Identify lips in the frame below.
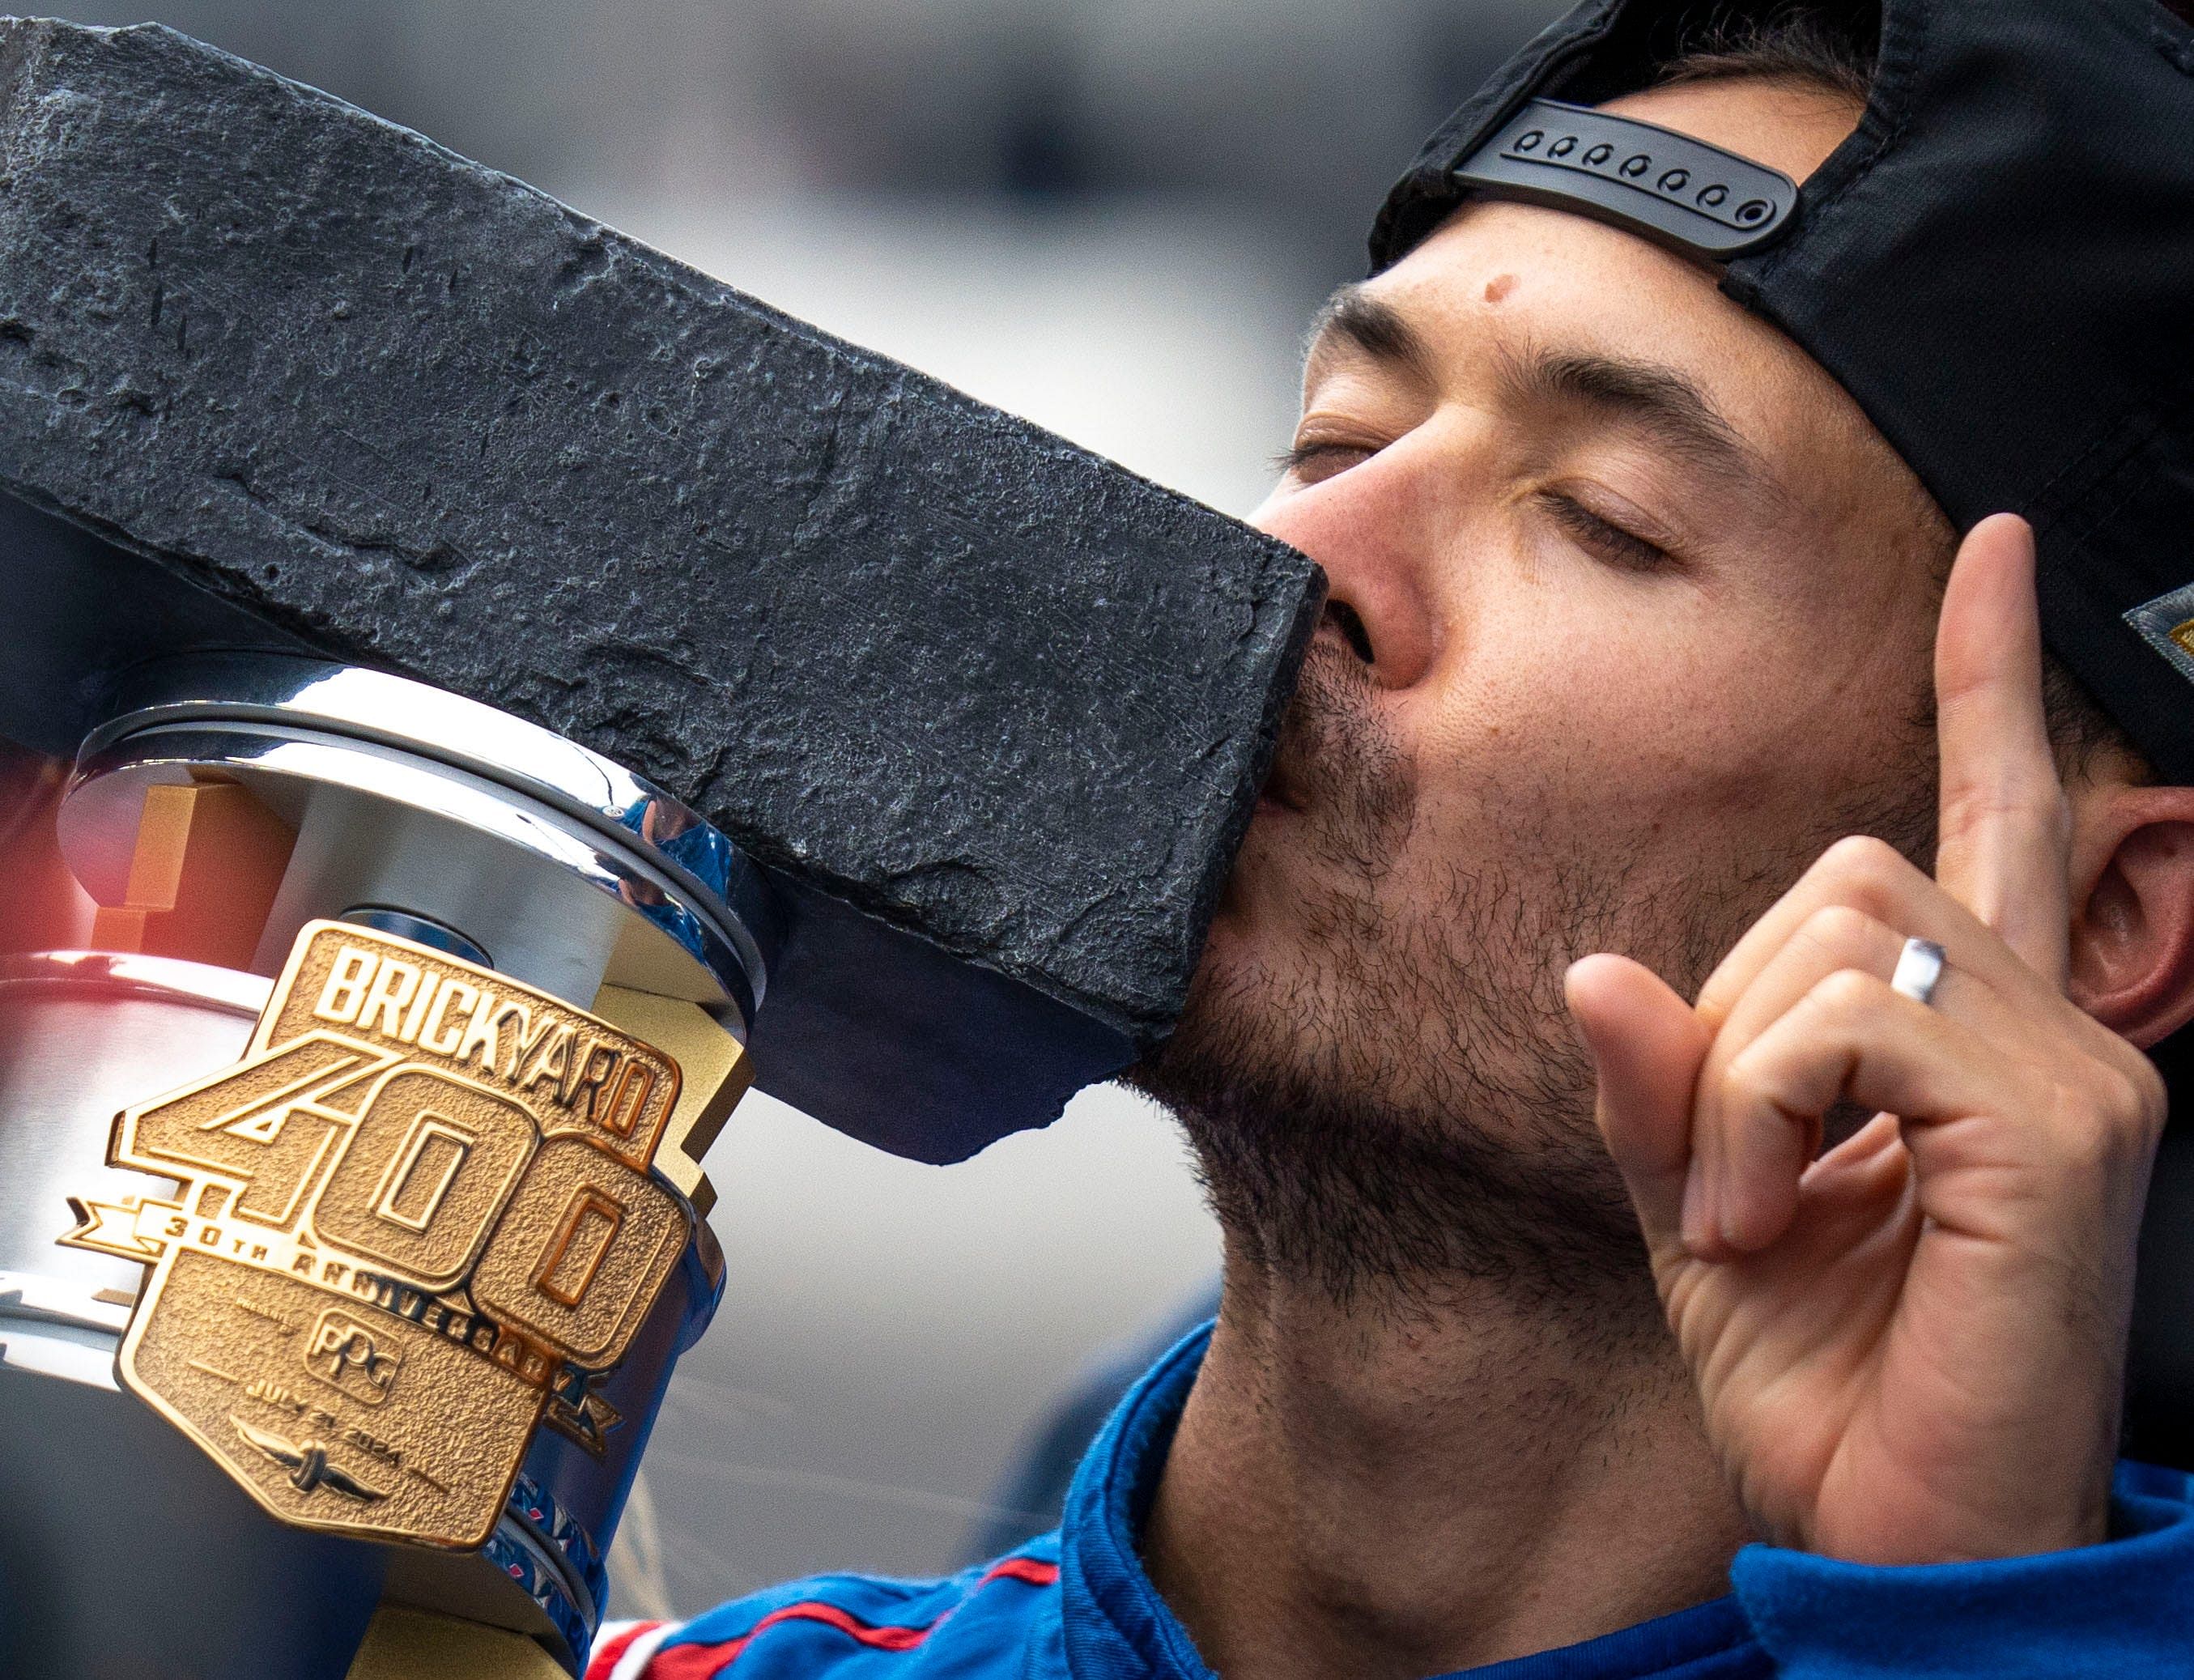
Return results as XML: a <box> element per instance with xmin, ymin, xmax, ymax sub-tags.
<box><xmin>1256</xmin><ymin>634</ymin><xmax>1354</xmax><ymax>819</ymax></box>
<box><xmin>1248</xmin><ymin>632</ymin><xmax>1413</xmax><ymax>863</ymax></box>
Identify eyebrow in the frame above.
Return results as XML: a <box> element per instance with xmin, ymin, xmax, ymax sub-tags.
<box><xmin>1306</xmin><ymin>284</ymin><xmax>1435</xmax><ymax>385</ymax></box>
<box><xmin>1499</xmin><ymin>347</ymin><xmax>1761</xmax><ymax>487</ymax></box>
<box><xmin>1305</xmin><ymin>283</ymin><xmax>1767</xmax><ymax>492</ymax></box>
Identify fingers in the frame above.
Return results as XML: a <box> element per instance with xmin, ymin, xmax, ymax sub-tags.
<box><xmin>1695</xmin><ymin>836</ymin><xmax>2057</xmax><ymax>1036</ymax></box>
<box><xmin>1691</xmin><ymin>955</ymin><xmax>2159</xmax><ymax>1261</ymax></box>
<box><xmin>1686</xmin><ymin>903</ymin><xmax>1954</xmax><ymax>1252</ymax></box>
<box><xmin>1933</xmin><ymin>514</ymin><xmax>2072</xmax><ymax>986</ymax></box>
<box><xmin>1676</xmin><ymin>869</ymin><xmax>2153</xmax><ymax>1261</ymax></box>
<box><xmin>1705</xmin><ymin>904</ymin><xmax>1911</xmax><ymax>1058</ymax></box>
<box><xmin>1697</xmin><ymin>899</ymin><xmax>2032</xmax><ymax>1110</ymax></box>
<box><xmin>1700</xmin><ymin>968</ymin><xmax>2015</xmax><ymax>1256</ymax></box>
<box><xmin>1566</xmin><ymin>952</ymin><xmax>1710</xmax><ymax>1253</ymax></box>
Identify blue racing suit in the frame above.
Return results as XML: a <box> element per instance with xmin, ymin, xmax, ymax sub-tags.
<box><xmin>589</xmin><ymin>1324</ymin><xmax>2194</xmax><ymax>1679</ymax></box>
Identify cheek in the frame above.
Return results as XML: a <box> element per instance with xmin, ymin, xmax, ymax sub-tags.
<box><xmin>1207</xmin><ymin>557</ymin><xmax>1937</xmax><ymax>987</ymax></box>
<box><xmin>1403</xmin><ymin>585</ymin><xmax>1931</xmax><ymax>864</ymax></box>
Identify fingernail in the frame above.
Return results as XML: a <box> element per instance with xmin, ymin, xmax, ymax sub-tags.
<box><xmin>1681</xmin><ymin>1159</ymin><xmax>1711</xmax><ymax>1252</ymax></box>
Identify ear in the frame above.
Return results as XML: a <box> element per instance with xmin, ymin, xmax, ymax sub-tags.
<box><xmin>2067</xmin><ymin>782</ymin><xmax>2194</xmax><ymax>1047</ymax></box>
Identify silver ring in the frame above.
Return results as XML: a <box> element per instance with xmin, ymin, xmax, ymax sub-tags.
<box><xmin>1890</xmin><ymin>937</ymin><xmax>1947</xmax><ymax>1007</ymax></box>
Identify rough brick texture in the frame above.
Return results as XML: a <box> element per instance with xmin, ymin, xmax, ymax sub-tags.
<box><xmin>0</xmin><ymin>21</ymin><xmax>1320</xmax><ymax>1155</ymax></box>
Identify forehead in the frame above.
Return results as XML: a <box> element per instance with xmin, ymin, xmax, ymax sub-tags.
<box><xmin>1333</xmin><ymin>79</ymin><xmax>1873</xmax><ymax>466</ymax></box>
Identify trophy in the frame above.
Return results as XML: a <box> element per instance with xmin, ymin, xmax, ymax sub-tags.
<box><xmin>0</xmin><ymin>20</ymin><xmax>1319</xmax><ymax>1678</ymax></box>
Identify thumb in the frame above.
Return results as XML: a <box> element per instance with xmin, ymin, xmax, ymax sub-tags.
<box><xmin>1566</xmin><ymin>952</ymin><xmax>1711</xmax><ymax>1253</ymax></box>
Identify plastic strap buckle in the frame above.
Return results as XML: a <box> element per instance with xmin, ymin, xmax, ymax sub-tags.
<box><xmin>1448</xmin><ymin>98</ymin><xmax>1800</xmax><ymax>260</ymax></box>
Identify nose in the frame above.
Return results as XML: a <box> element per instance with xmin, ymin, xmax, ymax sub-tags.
<box><xmin>1252</xmin><ymin>449</ymin><xmax>1439</xmax><ymax>691</ymax></box>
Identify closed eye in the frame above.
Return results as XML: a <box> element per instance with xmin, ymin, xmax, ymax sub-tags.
<box><xmin>1537</xmin><ymin>490</ymin><xmax>1673</xmax><ymax>573</ymax></box>
<box><xmin>1276</xmin><ymin>440</ymin><xmax>1376</xmax><ymax>483</ymax></box>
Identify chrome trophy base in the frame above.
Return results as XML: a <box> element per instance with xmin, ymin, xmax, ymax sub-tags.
<box><xmin>0</xmin><ymin>655</ymin><xmax>769</xmax><ymax>1678</ymax></box>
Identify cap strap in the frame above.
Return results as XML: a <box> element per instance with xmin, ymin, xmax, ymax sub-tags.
<box><xmin>1448</xmin><ymin>97</ymin><xmax>1800</xmax><ymax>260</ymax></box>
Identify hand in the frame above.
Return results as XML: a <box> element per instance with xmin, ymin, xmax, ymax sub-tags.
<box><xmin>1566</xmin><ymin>514</ymin><xmax>2167</xmax><ymax>1565</ymax></box>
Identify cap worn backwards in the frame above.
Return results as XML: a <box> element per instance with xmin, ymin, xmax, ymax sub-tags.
<box><xmin>1371</xmin><ymin>0</ymin><xmax>2194</xmax><ymax>784</ymax></box>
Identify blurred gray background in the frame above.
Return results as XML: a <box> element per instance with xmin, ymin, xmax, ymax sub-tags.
<box><xmin>56</xmin><ymin>0</ymin><xmax>1559</xmax><ymax>1619</ymax></box>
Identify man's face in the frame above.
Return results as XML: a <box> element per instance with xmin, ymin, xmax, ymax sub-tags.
<box><xmin>1138</xmin><ymin>77</ymin><xmax>1954</xmax><ymax>1302</ymax></box>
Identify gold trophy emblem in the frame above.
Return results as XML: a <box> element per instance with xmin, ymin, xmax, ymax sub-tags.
<box><xmin>64</xmin><ymin>919</ymin><xmax>712</xmax><ymax>1550</ymax></box>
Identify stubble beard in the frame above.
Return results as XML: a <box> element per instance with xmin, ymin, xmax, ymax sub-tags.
<box><xmin>1131</xmin><ymin>636</ymin><xmax>1931</xmax><ymax>1325</ymax></box>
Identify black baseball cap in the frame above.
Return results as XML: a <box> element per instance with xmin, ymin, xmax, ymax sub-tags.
<box><xmin>1370</xmin><ymin>0</ymin><xmax>2194</xmax><ymax>784</ymax></box>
